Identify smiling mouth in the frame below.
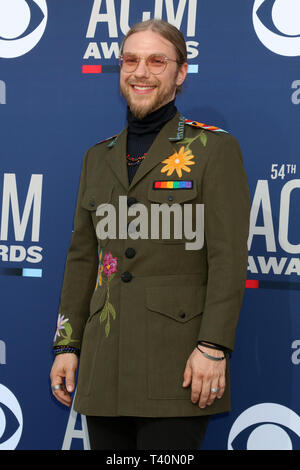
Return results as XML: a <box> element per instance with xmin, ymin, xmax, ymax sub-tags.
<box><xmin>130</xmin><ymin>84</ymin><xmax>157</xmax><ymax>94</ymax></box>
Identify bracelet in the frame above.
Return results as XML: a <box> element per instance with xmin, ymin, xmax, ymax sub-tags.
<box><xmin>196</xmin><ymin>345</ymin><xmax>225</xmax><ymax>361</ymax></box>
<box><xmin>53</xmin><ymin>346</ymin><xmax>80</xmax><ymax>357</ymax></box>
<box><xmin>197</xmin><ymin>341</ymin><xmax>225</xmax><ymax>352</ymax></box>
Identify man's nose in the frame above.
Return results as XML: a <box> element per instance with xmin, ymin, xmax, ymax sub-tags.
<box><xmin>134</xmin><ymin>58</ymin><xmax>150</xmax><ymax>78</ymax></box>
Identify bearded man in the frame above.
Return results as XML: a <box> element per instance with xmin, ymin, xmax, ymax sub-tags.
<box><xmin>50</xmin><ymin>19</ymin><xmax>250</xmax><ymax>450</ymax></box>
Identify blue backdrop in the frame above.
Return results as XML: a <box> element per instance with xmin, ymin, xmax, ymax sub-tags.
<box><xmin>1</xmin><ymin>0</ymin><xmax>300</xmax><ymax>450</ymax></box>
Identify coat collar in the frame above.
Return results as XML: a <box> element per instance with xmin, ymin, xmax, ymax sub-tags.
<box><xmin>105</xmin><ymin>111</ymin><xmax>186</xmax><ymax>192</ymax></box>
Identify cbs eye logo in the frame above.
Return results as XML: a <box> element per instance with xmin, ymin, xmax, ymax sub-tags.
<box><xmin>228</xmin><ymin>403</ymin><xmax>300</xmax><ymax>450</ymax></box>
<box><xmin>0</xmin><ymin>0</ymin><xmax>48</xmax><ymax>59</ymax></box>
<box><xmin>0</xmin><ymin>384</ymin><xmax>23</xmax><ymax>450</ymax></box>
<box><xmin>253</xmin><ymin>0</ymin><xmax>300</xmax><ymax>56</ymax></box>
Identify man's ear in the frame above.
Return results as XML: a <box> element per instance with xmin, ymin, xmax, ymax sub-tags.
<box><xmin>176</xmin><ymin>62</ymin><xmax>188</xmax><ymax>87</ymax></box>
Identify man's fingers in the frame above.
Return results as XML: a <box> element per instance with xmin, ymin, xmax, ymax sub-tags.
<box><xmin>183</xmin><ymin>362</ymin><xmax>193</xmax><ymax>387</ymax></box>
<box><xmin>65</xmin><ymin>368</ymin><xmax>75</xmax><ymax>393</ymax></box>
<box><xmin>191</xmin><ymin>377</ymin><xmax>202</xmax><ymax>403</ymax></box>
<box><xmin>50</xmin><ymin>354</ymin><xmax>78</xmax><ymax>407</ymax></box>
<box><xmin>53</xmin><ymin>391</ymin><xmax>72</xmax><ymax>407</ymax></box>
<box><xmin>217</xmin><ymin>375</ymin><xmax>226</xmax><ymax>399</ymax></box>
<box><xmin>51</xmin><ymin>382</ymin><xmax>72</xmax><ymax>407</ymax></box>
<box><xmin>206</xmin><ymin>378</ymin><xmax>219</xmax><ymax>406</ymax></box>
<box><xmin>198</xmin><ymin>379</ymin><xmax>211</xmax><ymax>408</ymax></box>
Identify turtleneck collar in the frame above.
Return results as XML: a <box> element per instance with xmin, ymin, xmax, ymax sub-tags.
<box><xmin>126</xmin><ymin>99</ymin><xmax>177</xmax><ymax>135</ymax></box>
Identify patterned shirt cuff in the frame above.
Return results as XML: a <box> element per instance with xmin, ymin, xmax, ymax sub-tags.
<box><xmin>53</xmin><ymin>346</ymin><xmax>80</xmax><ymax>356</ymax></box>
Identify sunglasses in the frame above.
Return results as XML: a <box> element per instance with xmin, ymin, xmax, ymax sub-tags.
<box><xmin>118</xmin><ymin>53</ymin><xmax>178</xmax><ymax>75</ymax></box>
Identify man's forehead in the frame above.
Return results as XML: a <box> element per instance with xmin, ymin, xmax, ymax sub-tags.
<box><xmin>122</xmin><ymin>30</ymin><xmax>176</xmax><ymax>56</ymax></box>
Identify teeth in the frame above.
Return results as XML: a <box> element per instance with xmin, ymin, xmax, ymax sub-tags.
<box><xmin>133</xmin><ymin>85</ymin><xmax>155</xmax><ymax>90</ymax></box>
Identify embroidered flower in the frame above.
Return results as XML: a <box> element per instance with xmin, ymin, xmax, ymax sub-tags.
<box><xmin>54</xmin><ymin>314</ymin><xmax>69</xmax><ymax>342</ymax></box>
<box><xmin>160</xmin><ymin>146</ymin><xmax>195</xmax><ymax>178</ymax></box>
<box><xmin>97</xmin><ymin>251</ymin><xmax>118</xmax><ymax>337</ymax></box>
<box><xmin>54</xmin><ymin>315</ymin><xmax>79</xmax><ymax>346</ymax></box>
<box><xmin>103</xmin><ymin>251</ymin><xmax>118</xmax><ymax>278</ymax></box>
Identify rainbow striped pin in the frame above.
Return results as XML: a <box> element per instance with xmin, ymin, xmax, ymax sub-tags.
<box><xmin>153</xmin><ymin>180</ymin><xmax>193</xmax><ymax>189</ymax></box>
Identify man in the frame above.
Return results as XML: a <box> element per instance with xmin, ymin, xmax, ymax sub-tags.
<box><xmin>50</xmin><ymin>19</ymin><xmax>250</xmax><ymax>450</ymax></box>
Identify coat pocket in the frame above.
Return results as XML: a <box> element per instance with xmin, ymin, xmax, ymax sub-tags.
<box><xmin>81</xmin><ymin>185</ymin><xmax>114</xmax><ymax>248</ymax></box>
<box><xmin>146</xmin><ymin>284</ymin><xmax>206</xmax><ymax>400</ymax></box>
<box><xmin>147</xmin><ymin>181</ymin><xmax>199</xmax><ymax>244</ymax></box>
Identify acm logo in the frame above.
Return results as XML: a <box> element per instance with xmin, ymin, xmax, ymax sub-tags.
<box><xmin>0</xmin><ymin>173</ymin><xmax>43</xmax><ymax>265</ymax></box>
<box><xmin>247</xmin><ymin>178</ymin><xmax>300</xmax><ymax>277</ymax></box>
<box><xmin>84</xmin><ymin>0</ymin><xmax>200</xmax><ymax>62</ymax></box>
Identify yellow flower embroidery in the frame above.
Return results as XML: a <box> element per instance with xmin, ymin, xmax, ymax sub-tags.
<box><xmin>160</xmin><ymin>146</ymin><xmax>195</xmax><ymax>178</ymax></box>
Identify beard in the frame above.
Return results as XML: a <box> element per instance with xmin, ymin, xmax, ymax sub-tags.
<box><xmin>120</xmin><ymin>76</ymin><xmax>178</xmax><ymax>120</ymax></box>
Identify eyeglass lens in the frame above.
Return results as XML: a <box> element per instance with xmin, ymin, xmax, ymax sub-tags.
<box><xmin>121</xmin><ymin>54</ymin><xmax>167</xmax><ymax>74</ymax></box>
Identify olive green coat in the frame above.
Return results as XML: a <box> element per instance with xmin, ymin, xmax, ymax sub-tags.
<box><xmin>53</xmin><ymin>111</ymin><xmax>250</xmax><ymax>417</ymax></box>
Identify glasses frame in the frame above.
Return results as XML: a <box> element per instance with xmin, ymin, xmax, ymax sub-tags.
<box><xmin>118</xmin><ymin>53</ymin><xmax>178</xmax><ymax>75</ymax></box>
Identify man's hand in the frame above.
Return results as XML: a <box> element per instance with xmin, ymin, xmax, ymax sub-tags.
<box><xmin>182</xmin><ymin>345</ymin><xmax>226</xmax><ymax>408</ymax></box>
<box><xmin>50</xmin><ymin>353</ymin><xmax>78</xmax><ymax>407</ymax></box>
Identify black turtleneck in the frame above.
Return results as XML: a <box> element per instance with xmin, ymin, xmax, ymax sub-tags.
<box><xmin>126</xmin><ymin>99</ymin><xmax>177</xmax><ymax>185</ymax></box>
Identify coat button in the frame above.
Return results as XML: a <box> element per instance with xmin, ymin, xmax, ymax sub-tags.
<box><xmin>179</xmin><ymin>311</ymin><xmax>186</xmax><ymax>318</ymax></box>
<box><xmin>127</xmin><ymin>197</ymin><xmax>137</xmax><ymax>207</ymax></box>
<box><xmin>121</xmin><ymin>271</ymin><xmax>132</xmax><ymax>282</ymax></box>
<box><xmin>90</xmin><ymin>201</ymin><xmax>95</xmax><ymax>207</ymax></box>
<box><xmin>168</xmin><ymin>195</ymin><xmax>173</xmax><ymax>201</ymax></box>
<box><xmin>125</xmin><ymin>247</ymin><xmax>136</xmax><ymax>258</ymax></box>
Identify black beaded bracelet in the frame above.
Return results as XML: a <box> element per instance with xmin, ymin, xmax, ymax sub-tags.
<box><xmin>197</xmin><ymin>341</ymin><xmax>226</xmax><ymax>352</ymax></box>
<box><xmin>53</xmin><ymin>346</ymin><xmax>80</xmax><ymax>357</ymax></box>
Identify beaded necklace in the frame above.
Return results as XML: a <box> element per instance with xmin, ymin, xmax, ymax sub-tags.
<box><xmin>126</xmin><ymin>153</ymin><xmax>147</xmax><ymax>166</ymax></box>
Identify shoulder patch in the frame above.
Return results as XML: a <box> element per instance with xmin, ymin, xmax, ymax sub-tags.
<box><xmin>96</xmin><ymin>134</ymin><xmax>118</xmax><ymax>145</ymax></box>
<box><xmin>185</xmin><ymin>119</ymin><xmax>228</xmax><ymax>133</ymax></box>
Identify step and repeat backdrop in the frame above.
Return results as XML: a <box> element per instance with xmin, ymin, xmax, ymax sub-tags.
<box><xmin>0</xmin><ymin>0</ymin><xmax>300</xmax><ymax>450</ymax></box>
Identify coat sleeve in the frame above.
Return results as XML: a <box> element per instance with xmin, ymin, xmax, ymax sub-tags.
<box><xmin>52</xmin><ymin>150</ymin><xmax>99</xmax><ymax>352</ymax></box>
<box><xmin>197</xmin><ymin>134</ymin><xmax>250</xmax><ymax>352</ymax></box>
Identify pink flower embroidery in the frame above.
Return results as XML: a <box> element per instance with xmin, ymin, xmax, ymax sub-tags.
<box><xmin>103</xmin><ymin>251</ymin><xmax>117</xmax><ymax>278</ymax></box>
<box><xmin>97</xmin><ymin>250</ymin><xmax>118</xmax><ymax>337</ymax></box>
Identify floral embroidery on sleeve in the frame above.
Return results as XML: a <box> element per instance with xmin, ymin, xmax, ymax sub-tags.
<box><xmin>54</xmin><ymin>314</ymin><xmax>79</xmax><ymax>346</ymax></box>
<box><xmin>99</xmin><ymin>251</ymin><xmax>118</xmax><ymax>337</ymax></box>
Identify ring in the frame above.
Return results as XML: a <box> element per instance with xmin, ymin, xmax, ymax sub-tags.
<box><xmin>51</xmin><ymin>384</ymin><xmax>63</xmax><ymax>391</ymax></box>
<box><xmin>211</xmin><ymin>387</ymin><xmax>219</xmax><ymax>393</ymax></box>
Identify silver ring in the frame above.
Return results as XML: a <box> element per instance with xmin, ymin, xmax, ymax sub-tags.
<box><xmin>211</xmin><ymin>387</ymin><xmax>219</xmax><ymax>393</ymax></box>
<box><xmin>51</xmin><ymin>384</ymin><xmax>63</xmax><ymax>391</ymax></box>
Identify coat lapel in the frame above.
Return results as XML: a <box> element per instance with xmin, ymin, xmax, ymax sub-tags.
<box><xmin>105</xmin><ymin>127</ymin><xmax>129</xmax><ymax>192</ymax></box>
